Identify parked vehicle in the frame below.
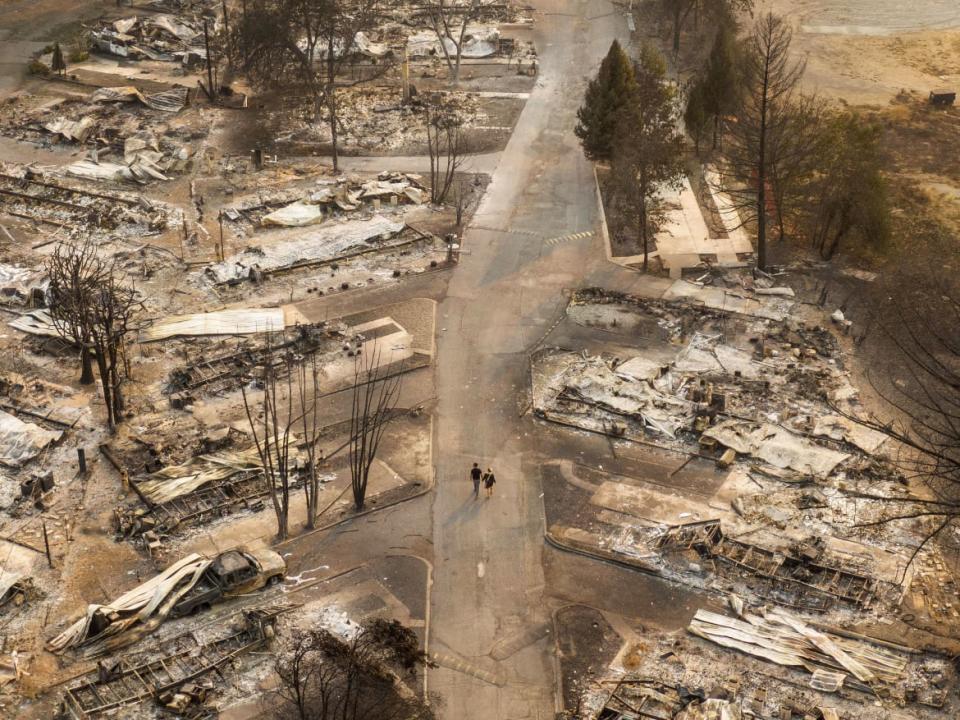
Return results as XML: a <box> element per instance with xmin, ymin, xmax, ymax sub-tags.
<box><xmin>48</xmin><ymin>547</ymin><xmax>287</xmax><ymax>654</ymax></box>
<box><xmin>171</xmin><ymin>548</ymin><xmax>286</xmax><ymax>618</ymax></box>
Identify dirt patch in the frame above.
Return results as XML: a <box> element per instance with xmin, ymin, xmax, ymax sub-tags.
<box><xmin>555</xmin><ymin>605</ymin><xmax>621</xmax><ymax>712</ymax></box>
<box><xmin>794</xmin><ymin>29</ymin><xmax>960</xmax><ymax>105</ymax></box>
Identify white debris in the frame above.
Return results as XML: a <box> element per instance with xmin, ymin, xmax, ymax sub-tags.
<box><xmin>702</xmin><ymin>419</ymin><xmax>850</xmax><ymax>478</ymax></box>
<box><xmin>812</xmin><ymin>415</ymin><xmax>888</xmax><ymax>454</ymax></box>
<box><xmin>311</xmin><ymin>605</ymin><xmax>360</xmax><ymax>641</ymax></box>
<box><xmin>614</xmin><ymin>356</ymin><xmax>664</xmax><ymax>382</ymax></box>
<box><xmin>64</xmin><ymin>158</ymin><xmax>168</xmax><ymax>183</ymax></box>
<box><xmin>262</xmin><ymin>201</ymin><xmax>326</xmax><ymax>227</ymax></box>
<box><xmin>0</xmin><ymin>410</ymin><xmax>62</xmax><ymax>468</ymax></box>
<box><xmin>141</xmin><ymin>307</ymin><xmax>286</xmax><ymax>341</ymax></box>
<box><xmin>43</xmin><ymin>118</ymin><xmax>95</xmax><ymax>143</ymax></box>
<box><xmin>203</xmin><ymin>214</ymin><xmax>405</xmax><ymax>284</ymax></box>
<box><xmin>406</xmin><ymin>25</ymin><xmax>500</xmax><ymax>59</ymax></box>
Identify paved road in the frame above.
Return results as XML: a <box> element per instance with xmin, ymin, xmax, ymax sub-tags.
<box><xmin>427</xmin><ymin>1</ymin><xmax>662</xmax><ymax>716</ymax></box>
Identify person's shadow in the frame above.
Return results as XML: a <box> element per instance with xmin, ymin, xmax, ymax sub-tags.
<box><xmin>444</xmin><ymin>489</ymin><xmax>484</xmax><ymax>526</ymax></box>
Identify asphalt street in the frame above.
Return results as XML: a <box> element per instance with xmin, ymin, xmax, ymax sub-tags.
<box><xmin>427</xmin><ymin>2</ymin><xmax>665</xmax><ymax>716</ymax></box>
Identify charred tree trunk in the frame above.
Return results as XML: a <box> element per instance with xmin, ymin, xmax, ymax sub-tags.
<box><xmin>79</xmin><ymin>345</ymin><xmax>94</xmax><ymax>385</ymax></box>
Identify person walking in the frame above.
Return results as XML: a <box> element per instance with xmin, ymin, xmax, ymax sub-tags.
<box><xmin>482</xmin><ymin>467</ymin><xmax>496</xmax><ymax>498</ymax></box>
<box><xmin>470</xmin><ymin>462</ymin><xmax>482</xmax><ymax>497</ymax></box>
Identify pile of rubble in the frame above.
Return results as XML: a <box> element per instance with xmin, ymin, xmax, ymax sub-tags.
<box><xmin>0</xmin><ymin>162</ymin><xmax>177</xmax><ymax>230</ymax></box>
<box><xmin>534</xmin><ymin>288</ymin><xmax>870</xmax><ymax>458</ymax></box>
<box><xmin>0</xmin><ymin>88</ymin><xmax>198</xmax><ymax>182</ymax></box>
<box><xmin>538</xmin><ymin>284</ymin><xmax>957</xmax><ymax>605</ymax></box>
<box><xmin>267</xmin><ymin>86</ymin><xmax>482</xmax><ymax>153</ymax></box>
<box><xmin>223</xmin><ymin>170</ymin><xmax>426</xmax><ymax>230</ymax></box>
<box><xmin>86</xmin><ymin>9</ymin><xmax>219</xmax><ymax>66</ymax></box>
<box><xmin>543</xmin><ymin>277</ymin><xmax>960</xmax><ymax>719</ymax></box>
<box><xmin>573</xmin><ymin>589</ymin><xmax>958</xmax><ymax>719</ymax></box>
<box><xmin>199</xmin><ymin>213</ymin><xmax>427</xmax><ymax>285</ymax></box>
<box><xmin>58</xmin><ymin>602</ymin><xmax>294</xmax><ymax>719</ymax></box>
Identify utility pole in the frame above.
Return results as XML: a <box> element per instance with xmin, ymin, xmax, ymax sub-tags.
<box><xmin>203</xmin><ymin>17</ymin><xmax>216</xmax><ymax>101</ymax></box>
<box><xmin>241</xmin><ymin>0</ymin><xmax>249</xmax><ymax>64</ymax></box>
<box><xmin>402</xmin><ymin>47</ymin><xmax>411</xmax><ymax>103</ymax></box>
<box><xmin>221</xmin><ymin>0</ymin><xmax>231</xmax><ymax>64</ymax></box>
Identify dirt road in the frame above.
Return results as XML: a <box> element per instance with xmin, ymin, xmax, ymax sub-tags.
<box><xmin>756</xmin><ymin>0</ymin><xmax>960</xmax><ymax>104</ymax></box>
<box><xmin>0</xmin><ymin>0</ymin><xmax>110</xmax><ymax>97</ymax></box>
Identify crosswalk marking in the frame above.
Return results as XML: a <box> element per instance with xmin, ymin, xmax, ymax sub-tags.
<box><xmin>469</xmin><ymin>226</ymin><xmax>595</xmax><ymax>244</ymax></box>
<box><xmin>545</xmin><ymin>230</ymin><xmax>594</xmax><ymax>246</ymax></box>
<box><xmin>471</xmin><ymin>225</ymin><xmax>541</xmax><ymax>237</ymax></box>
<box><xmin>430</xmin><ymin>652</ymin><xmax>504</xmax><ymax>686</ymax></box>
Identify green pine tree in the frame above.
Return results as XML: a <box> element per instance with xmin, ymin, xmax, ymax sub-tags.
<box><xmin>684</xmin><ymin>79</ymin><xmax>709</xmax><ymax>153</ymax></box>
<box><xmin>575</xmin><ymin>40</ymin><xmax>636</xmax><ymax>162</ymax></box>
<box><xmin>51</xmin><ymin>42</ymin><xmax>66</xmax><ymax>76</ymax></box>
<box><xmin>701</xmin><ymin>23</ymin><xmax>740</xmax><ymax>149</ymax></box>
<box><xmin>610</xmin><ymin>43</ymin><xmax>686</xmax><ymax>271</ymax></box>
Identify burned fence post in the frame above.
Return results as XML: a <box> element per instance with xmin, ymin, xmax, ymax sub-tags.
<box><xmin>218</xmin><ymin>211</ymin><xmax>225</xmax><ymax>262</ymax></box>
<box><xmin>202</xmin><ymin>17</ymin><xmax>216</xmax><ymax>101</ymax></box>
<box><xmin>42</xmin><ymin>519</ymin><xmax>53</xmax><ymax>568</ymax></box>
<box><xmin>77</xmin><ymin>447</ymin><xmax>87</xmax><ymax>475</ymax></box>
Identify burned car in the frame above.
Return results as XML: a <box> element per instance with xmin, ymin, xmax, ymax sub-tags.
<box><xmin>47</xmin><ymin>547</ymin><xmax>286</xmax><ymax>655</ymax></box>
<box><xmin>171</xmin><ymin>547</ymin><xmax>286</xmax><ymax>617</ymax></box>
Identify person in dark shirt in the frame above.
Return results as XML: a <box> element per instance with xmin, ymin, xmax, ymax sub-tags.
<box><xmin>470</xmin><ymin>463</ymin><xmax>482</xmax><ymax>497</ymax></box>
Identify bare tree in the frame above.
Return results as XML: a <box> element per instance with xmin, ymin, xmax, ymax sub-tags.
<box><xmin>46</xmin><ymin>238</ymin><xmax>102</xmax><ymax>385</ymax></box>
<box><xmin>349</xmin><ymin>342</ymin><xmax>403</xmax><ymax>512</ymax></box>
<box><xmin>87</xmin><ymin>268</ymin><xmax>139</xmax><ymax>430</ymax></box>
<box><xmin>424</xmin><ymin>0</ymin><xmax>482</xmax><ymax>83</ymax></box>
<box><xmin>836</xmin><ymin>255</ymin><xmax>960</xmax><ymax>569</ymax></box>
<box><xmin>763</xmin><ymin>92</ymin><xmax>828</xmax><ymax>242</ymax></box>
<box><xmin>46</xmin><ymin>238</ymin><xmax>139</xmax><ymax>429</ymax></box>
<box><xmin>296</xmin><ymin>349</ymin><xmax>325</xmax><ymax>529</ymax></box>
<box><xmin>242</xmin><ymin>338</ymin><xmax>297</xmax><ymax>540</ymax></box>
<box><xmin>234</xmin><ymin>0</ymin><xmax>386</xmax><ymax>171</ymax></box>
<box><xmin>275</xmin><ymin>631</ymin><xmax>324</xmax><ymax>720</ymax></box>
<box><xmin>660</xmin><ymin>0</ymin><xmax>753</xmax><ymax>54</ymax></box>
<box><xmin>274</xmin><ymin>619</ymin><xmax>434</xmax><ymax>720</ymax></box>
<box><xmin>719</xmin><ymin>13</ymin><xmax>805</xmax><ymax>270</ymax></box>
<box><xmin>425</xmin><ymin>97</ymin><xmax>468</xmax><ymax>204</ymax></box>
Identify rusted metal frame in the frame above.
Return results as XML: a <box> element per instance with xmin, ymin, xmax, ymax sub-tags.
<box><xmin>662</xmin><ymin>518</ymin><xmax>878</xmax><ymax>607</ymax></box>
<box><xmin>0</xmin><ymin>401</ymin><xmax>73</xmax><ymax>429</ymax></box>
<box><xmin>0</xmin><ymin>186</ymin><xmax>88</xmax><ymax>211</ymax></box>
<box><xmin>229</xmin><ymin>232</ymin><xmax>430</xmax><ymax>284</ymax></box>
<box><xmin>0</xmin><ymin>173</ymin><xmax>140</xmax><ymax>206</ymax></box>
<box><xmin>153</xmin><ymin>629</ymin><xmax>264</xmax><ymax>696</ymax></box>
<box><xmin>709</xmin><ymin>549</ymin><xmax>866</xmax><ymax>608</ymax></box>
<box><xmin>154</xmin><ymin>472</ymin><xmax>270</xmax><ymax>531</ymax></box>
<box><xmin>66</xmin><ymin>627</ymin><xmax>263</xmax><ymax>717</ymax></box>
